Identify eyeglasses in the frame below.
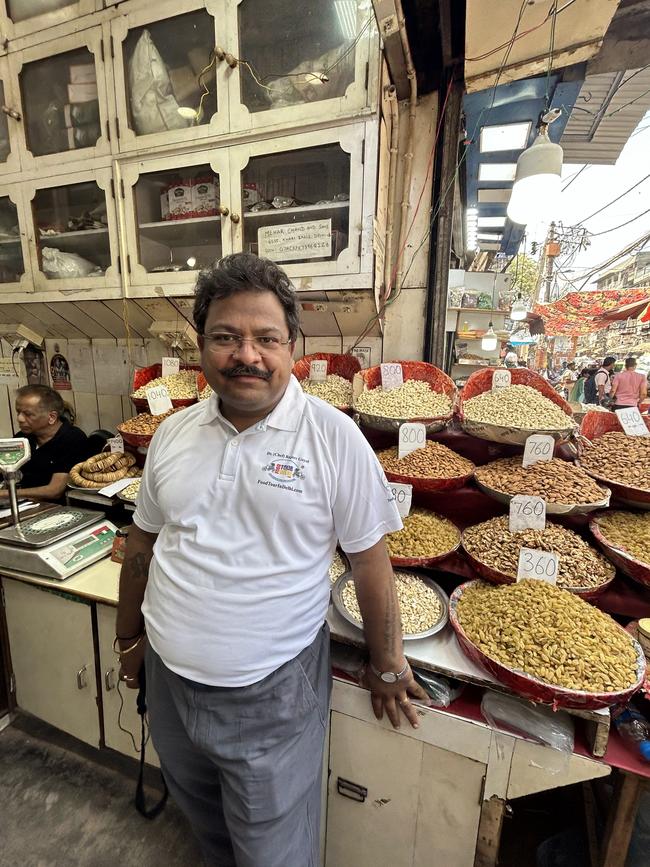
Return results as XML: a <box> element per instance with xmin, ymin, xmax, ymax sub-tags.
<box><xmin>202</xmin><ymin>332</ymin><xmax>291</xmax><ymax>354</ymax></box>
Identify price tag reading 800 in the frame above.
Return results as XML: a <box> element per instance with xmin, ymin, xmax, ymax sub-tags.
<box><xmin>390</xmin><ymin>482</ymin><xmax>412</xmax><ymax>519</ymax></box>
<box><xmin>381</xmin><ymin>362</ymin><xmax>403</xmax><ymax>391</ymax></box>
<box><xmin>492</xmin><ymin>369</ymin><xmax>511</xmax><ymax>390</ymax></box>
<box><xmin>509</xmin><ymin>495</ymin><xmax>546</xmax><ymax>532</ymax></box>
<box><xmin>522</xmin><ymin>434</ymin><xmax>555</xmax><ymax>468</ymax></box>
<box><xmin>516</xmin><ymin>547</ymin><xmax>559</xmax><ymax>584</ymax></box>
<box><xmin>309</xmin><ymin>359</ymin><xmax>328</xmax><ymax>382</ymax></box>
<box><xmin>146</xmin><ymin>384</ymin><xmax>173</xmax><ymax>416</ymax></box>
<box><xmin>616</xmin><ymin>407</ymin><xmax>649</xmax><ymax>437</ymax></box>
<box><xmin>398</xmin><ymin>422</ymin><xmax>426</xmax><ymax>459</ymax></box>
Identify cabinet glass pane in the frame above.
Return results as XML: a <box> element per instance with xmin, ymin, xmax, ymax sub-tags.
<box><xmin>0</xmin><ymin>196</ymin><xmax>23</xmax><ymax>283</ymax></box>
<box><xmin>0</xmin><ymin>81</ymin><xmax>11</xmax><ymax>165</ymax></box>
<box><xmin>238</xmin><ymin>0</ymin><xmax>367</xmax><ymax>113</ymax></box>
<box><xmin>242</xmin><ymin>144</ymin><xmax>350</xmax><ymax>265</ymax></box>
<box><xmin>134</xmin><ymin>165</ymin><xmax>222</xmax><ymax>273</ymax></box>
<box><xmin>21</xmin><ymin>48</ymin><xmax>100</xmax><ymax>157</ymax></box>
<box><xmin>123</xmin><ymin>11</ymin><xmax>217</xmax><ymax>137</ymax></box>
<box><xmin>7</xmin><ymin>0</ymin><xmax>75</xmax><ymax>23</ymax></box>
<box><xmin>33</xmin><ymin>182</ymin><xmax>109</xmax><ymax>279</ymax></box>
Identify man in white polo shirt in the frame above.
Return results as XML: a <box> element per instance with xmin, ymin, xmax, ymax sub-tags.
<box><xmin>115</xmin><ymin>253</ymin><xmax>427</xmax><ymax>867</ymax></box>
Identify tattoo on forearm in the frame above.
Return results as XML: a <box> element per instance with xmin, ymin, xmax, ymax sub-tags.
<box><xmin>123</xmin><ymin>551</ymin><xmax>151</xmax><ymax>581</ymax></box>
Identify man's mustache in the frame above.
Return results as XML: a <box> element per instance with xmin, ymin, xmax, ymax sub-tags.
<box><xmin>219</xmin><ymin>365</ymin><xmax>272</xmax><ymax>381</ymax></box>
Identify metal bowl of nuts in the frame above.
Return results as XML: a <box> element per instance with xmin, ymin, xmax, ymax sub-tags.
<box><xmin>117</xmin><ymin>408</ymin><xmax>185</xmax><ymax>448</ymax></box>
<box><xmin>376</xmin><ymin>441</ymin><xmax>475</xmax><ymax>493</ymax></box>
<box><xmin>577</xmin><ymin>417</ymin><xmax>650</xmax><ymax>510</ymax></box>
<box><xmin>461</xmin><ymin>516</ymin><xmax>616</xmax><ymax>600</ymax></box>
<box><xmin>590</xmin><ymin>511</ymin><xmax>650</xmax><ymax>590</ymax></box>
<box><xmin>131</xmin><ymin>364</ymin><xmax>205</xmax><ymax>410</ymax></box>
<box><xmin>332</xmin><ymin>568</ymin><xmax>449</xmax><ymax>640</ymax></box>
<box><xmin>450</xmin><ymin>579</ymin><xmax>646</xmax><ymax>709</ymax></box>
<box><xmin>353</xmin><ymin>361</ymin><xmax>456</xmax><ymax>433</ymax></box>
<box><xmin>474</xmin><ymin>457</ymin><xmax>611</xmax><ymax>516</ymax></box>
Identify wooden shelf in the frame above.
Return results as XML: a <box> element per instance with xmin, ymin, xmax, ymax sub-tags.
<box><xmin>139</xmin><ymin>216</ymin><xmax>219</xmax><ymax>229</ymax></box>
<box><xmin>448</xmin><ymin>307</ymin><xmax>510</xmax><ymax>314</ymax></box>
<box><xmin>39</xmin><ymin>227</ymin><xmax>109</xmax><ymax>256</ymax></box>
<box><xmin>243</xmin><ymin>201</ymin><xmax>349</xmax><ymax>219</ymax></box>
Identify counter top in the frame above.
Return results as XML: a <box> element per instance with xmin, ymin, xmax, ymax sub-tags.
<box><xmin>0</xmin><ymin>556</ymin><xmax>120</xmax><ymax>605</ymax></box>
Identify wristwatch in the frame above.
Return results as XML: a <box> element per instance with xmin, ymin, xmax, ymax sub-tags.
<box><xmin>369</xmin><ymin>660</ymin><xmax>409</xmax><ymax>684</ymax></box>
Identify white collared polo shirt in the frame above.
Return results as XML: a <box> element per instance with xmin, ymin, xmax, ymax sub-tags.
<box><xmin>135</xmin><ymin>375</ymin><xmax>402</xmax><ymax>687</ymax></box>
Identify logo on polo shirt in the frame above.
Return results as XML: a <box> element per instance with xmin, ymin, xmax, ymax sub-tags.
<box><xmin>262</xmin><ymin>458</ymin><xmax>305</xmax><ymax>483</ymax></box>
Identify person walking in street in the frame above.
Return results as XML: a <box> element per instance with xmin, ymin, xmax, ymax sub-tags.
<box><xmin>594</xmin><ymin>356</ymin><xmax>616</xmax><ymax>406</ymax></box>
<box><xmin>569</xmin><ymin>368</ymin><xmax>589</xmax><ymax>404</ymax></box>
<box><xmin>610</xmin><ymin>357</ymin><xmax>647</xmax><ymax>411</ymax></box>
<box><xmin>114</xmin><ymin>253</ymin><xmax>428</xmax><ymax>867</ymax></box>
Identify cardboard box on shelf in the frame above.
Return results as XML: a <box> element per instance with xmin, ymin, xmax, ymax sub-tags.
<box><xmin>160</xmin><ymin>187</ymin><xmax>170</xmax><ymax>221</ymax></box>
<box><xmin>168</xmin><ymin>179</ymin><xmax>194</xmax><ymax>219</ymax></box>
<box><xmin>192</xmin><ymin>175</ymin><xmax>219</xmax><ymax>217</ymax></box>
<box><xmin>243</xmin><ymin>183</ymin><xmax>262</xmax><ymax>208</ymax></box>
<box><xmin>69</xmin><ymin>63</ymin><xmax>96</xmax><ymax>85</ymax></box>
<box><xmin>67</xmin><ymin>82</ymin><xmax>98</xmax><ymax>104</ymax></box>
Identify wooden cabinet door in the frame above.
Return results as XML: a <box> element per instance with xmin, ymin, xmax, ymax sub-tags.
<box><xmin>96</xmin><ymin>602</ymin><xmax>159</xmax><ymax>767</ymax></box>
<box><xmin>325</xmin><ymin>710</ymin><xmax>423</xmax><ymax>867</ymax></box>
<box><xmin>2</xmin><ymin>578</ymin><xmax>100</xmax><ymax>747</ymax></box>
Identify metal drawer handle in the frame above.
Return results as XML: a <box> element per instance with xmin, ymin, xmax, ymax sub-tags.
<box><xmin>337</xmin><ymin>777</ymin><xmax>367</xmax><ymax>803</ymax></box>
<box><xmin>217</xmin><ymin>204</ymin><xmax>230</xmax><ymax>217</ymax></box>
<box><xmin>229</xmin><ymin>212</ymin><xmax>240</xmax><ymax>223</ymax></box>
<box><xmin>104</xmin><ymin>668</ymin><xmax>116</xmax><ymax>691</ymax></box>
<box><xmin>76</xmin><ymin>665</ymin><xmax>88</xmax><ymax>690</ymax></box>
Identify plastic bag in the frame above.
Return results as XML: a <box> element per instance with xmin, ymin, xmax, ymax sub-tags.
<box><xmin>41</xmin><ymin>247</ymin><xmax>103</xmax><ymax>279</ymax></box>
<box><xmin>481</xmin><ymin>691</ymin><xmax>574</xmax><ymax>753</ymax></box>
<box><xmin>128</xmin><ymin>30</ymin><xmax>190</xmax><ymax>136</ymax></box>
<box><xmin>412</xmin><ymin>668</ymin><xmax>465</xmax><ymax>708</ymax></box>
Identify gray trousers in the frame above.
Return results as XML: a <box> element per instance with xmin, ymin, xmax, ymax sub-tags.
<box><xmin>145</xmin><ymin>623</ymin><xmax>331</xmax><ymax>867</ymax></box>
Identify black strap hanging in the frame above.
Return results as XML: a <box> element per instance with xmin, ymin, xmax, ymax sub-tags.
<box><xmin>135</xmin><ymin>663</ymin><xmax>168</xmax><ymax>820</ymax></box>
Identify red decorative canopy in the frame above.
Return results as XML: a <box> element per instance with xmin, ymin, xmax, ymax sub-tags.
<box><xmin>533</xmin><ymin>288</ymin><xmax>650</xmax><ymax>336</ymax></box>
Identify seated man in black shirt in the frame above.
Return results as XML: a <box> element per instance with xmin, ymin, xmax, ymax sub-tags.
<box><xmin>2</xmin><ymin>385</ymin><xmax>89</xmax><ymax>502</ymax></box>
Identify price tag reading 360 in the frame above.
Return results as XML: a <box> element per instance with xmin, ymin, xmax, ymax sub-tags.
<box><xmin>390</xmin><ymin>482</ymin><xmax>412</xmax><ymax>519</ymax></box>
<box><xmin>509</xmin><ymin>495</ymin><xmax>546</xmax><ymax>532</ymax></box>
<box><xmin>398</xmin><ymin>423</ymin><xmax>426</xmax><ymax>459</ymax></box>
<box><xmin>522</xmin><ymin>434</ymin><xmax>555</xmax><ymax>468</ymax></box>
<box><xmin>616</xmin><ymin>407</ymin><xmax>649</xmax><ymax>437</ymax></box>
<box><xmin>146</xmin><ymin>384</ymin><xmax>173</xmax><ymax>416</ymax></box>
<box><xmin>517</xmin><ymin>547</ymin><xmax>559</xmax><ymax>584</ymax></box>
<box><xmin>309</xmin><ymin>359</ymin><xmax>328</xmax><ymax>382</ymax></box>
<box><xmin>381</xmin><ymin>363</ymin><xmax>403</xmax><ymax>391</ymax></box>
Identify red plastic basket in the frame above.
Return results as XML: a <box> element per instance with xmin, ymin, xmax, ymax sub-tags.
<box><xmin>117</xmin><ymin>407</ymin><xmax>186</xmax><ymax>448</ymax></box>
<box><xmin>292</xmin><ymin>353</ymin><xmax>361</xmax><ymax>410</ymax></box>
<box><xmin>449</xmin><ymin>580</ymin><xmax>646</xmax><ymax>709</ymax></box>
<box><xmin>590</xmin><ymin>513</ymin><xmax>650</xmax><ymax>590</ymax></box>
<box><xmin>131</xmin><ymin>363</ymin><xmax>206</xmax><ymax>410</ymax></box>
<box><xmin>578</xmin><ymin>411</ymin><xmax>650</xmax><ymax>508</ymax></box>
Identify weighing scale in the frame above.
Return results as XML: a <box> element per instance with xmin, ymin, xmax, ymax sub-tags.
<box><xmin>0</xmin><ymin>438</ymin><xmax>117</xmax><ymax>580</ymax></box>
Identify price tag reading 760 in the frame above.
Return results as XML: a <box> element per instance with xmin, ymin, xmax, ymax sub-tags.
<box><xmin>522</xmin><ymin>434</ymin><xmax>555</xmax><ymax>468</ymax></box>
<box><xmin>390</xmin><ymin>482</ymin><xmax>412</xmax><ymax>519</ymax></box>
<box><xmin>509</xmin><ymin>495</ymin><xmax>546</xmax><ymax>532</ymax></box>
<box><xmin>517</xmin><ymin>547</ymin><xmax>559</xmax><ymax>584</ymax></box>
<box><xmin>398</xmin><ymin>422</ymin><xmax>426</xmax><ymax>459</ymax></box>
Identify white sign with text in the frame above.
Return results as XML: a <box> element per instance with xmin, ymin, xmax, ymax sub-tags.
<box><xmin>107</xmin><ymin>436</ymin><xmax>124</xmax><ymax>454</ymax></box>
<box><xmin>309</xmin><ymin>359</ymin><xmax>328</xmax><ymax>382</ymax></box>
<box><xmin>398</xmin><ymin>423</ymin><xmax>427</xmax><ymax>460</ymax></box>
<box><xmin>522</xmin><ymin>434</ymin><xmax>555</xmax><ymax>468</ymax></box>
<box><xmin>509</xmin><ymin>495</ymin><xmax>546</xmax><ymax>532</ymax></box>
<box><xmin>517</xmin><ymin>547</ymin><xmax>559</xmax><ymax>584</ymax></box>
<box><xmin>390</xmin><ymin>482</ymin><xmax>412</xmax><ymax>519</ymax></box>
<box><xmin>258</xmin><ymin>219</ymin><xmax>332</xmax><ymax>262</ymax></box>
<box><xmin>146</xmin><ymin>385</ymin><xmax>173</xmax><ymax>416</ymax></box>
<box><xmin>616</xmin><ymin>407</ymin><xmax>649</xmax><ymax>437</ymax></box>
<box><xmin>381</xmin><ymin>363</ymin><xmax>404</xmax><ymax>391</ymax></box>
<box><xmin>162</xmin><ymin>356</ymin><xmax>180</xmax><ymax>378</ymax></box>
<box><xmin>492</xmin><ymin>369</ymin><xmax>511</xmax><ymax>390</ymax></box>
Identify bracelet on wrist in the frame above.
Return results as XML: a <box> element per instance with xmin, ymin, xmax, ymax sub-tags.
<box><xmin>116</xmin><ymin>629</ymin><xmax>143</xmax><ymax>642</ymax></box>
<box><xmin>113</xmin><ymin>632</ymin><xmax>145</xmax><ymax>656</ymax></box>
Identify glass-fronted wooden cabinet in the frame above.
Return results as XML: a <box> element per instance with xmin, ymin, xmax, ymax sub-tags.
<box><xmin>110</xmin><ymin>0</ymin><xmax>229</xmax><ymax>154</ymax></box>
<box><xmin>226</xmin><ymin>0</ymin><xmax>377</xmax><ymax>133</ymax></box>
<box><xmin>120</xmin><ymin>149</ymin><xmax>231</xmax><ymax>290</ymax></box>
<box><xmin>0</xmin><ymin>56</ymin><xmax>22</xmax><ymax>178</ymax></box>
<box><xmin>23</xmin><ymin>166</ymin><xmax>120</xmax><ymax>293</ymax></box>
<box><xmin>0</xmin><ymin>0</ymin><xmax>97</xmax><ymax>41</ymax></box>
<box><xmin>11</xmin><ymin>24</ymin><xmax>112</xmax><ymax>173</ymax></box>
<box><xmin>229</xmin><ymin>124</ymin><xmax>370</xmax><ymax>279</ymax></box>
<box><xmin>0</xmin><ymin>184</ymin><xmax>31</xmax><ymax>294</ymax></box>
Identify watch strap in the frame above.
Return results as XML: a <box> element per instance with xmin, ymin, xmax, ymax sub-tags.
<box><xmin>370</xmin><ymin>660</ymin><xmax>409</xmax><ymax>681</ymax></box>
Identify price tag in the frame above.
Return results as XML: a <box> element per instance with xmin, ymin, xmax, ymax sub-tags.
<box><xmin>161</xmin><ymin>356</ymin><xmax>180</xmax><ymax>378</ymax></box>
<box><xmin>309</xmin><ymin>359</ymin><xmax>328</xmax><ymax>382</ymax></box>
<box><xmin>351</xmin><ymin>346</ymin><xmax>371</xmax><ymax>369</ymax></box>
<box><xmin>492</xmin><ymin>369</ymin><xmax>511</xmax><ymax>390</ymax></box>
<box><xmin>509</xmin><ymin>495</ymin><xmax>546</xmax><ymax>532</ymax></box>
<box><xmin>389</xmin><ymin>482</ymin><xmax>412</xmax><ymax>519</ymax></box>
<box><xmin>398</xmin><ymin>423</ymin><xmax>427</xmax><ymax>459</ymax></box>
<box><xmin>146</xmin><ymin>384</ymin><xmax>173</xmax><ymax>416</ymax></box>
<box><xmin>517</xmin><ymin>547</ymin><xmax>559</xmax><ymax>584</ymax></box>
<box><xmin>381</xmin><ymin>362</ymin><xmax>403</xmax><ymax>391</ymax></box>
<box><xmin>522</xmin><ymin>434</ymin><xmax>555</xmax><ymax>468</ymax></box>
<box><xmin>107</xmin><ymin>435</ymin><xmax>124</xmax><ymax>454</ymax></box>
<box><xmin>98</xmin><ymin>477</ymin><xmax>135</xmax><ymax>498</ymax></box>
<box><xmin>616</xmin><ymin>407</ymin><xmax>649</xmax><ymax>437</ymax></box>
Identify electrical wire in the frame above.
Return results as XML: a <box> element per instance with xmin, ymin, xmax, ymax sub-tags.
<box><xmin>586</xmin><ymin>208</ymin><xmax>650</xmax><ymax>238</ymax></box>
<box><xmin>575</xmin><ymin>230</ymin><xmax>650</xmax><ymax>290</ymax></box>
<box><xmin>605</xmin><ymin>86</ymin><xmax>650</xmax><ymax>120</ymax></box>
<box><xmin>575</xmin><ymin>173</ymin><xmax>650</xmax><ymax>224</ymax></box>
<box><xmin>561</xmin><ymin>164</ymin><xmax>588</xmax><ymax>192</ymax></box>
<box><xmin>544</xmin><ymin>1</ymin><xmax>558</xmax><ymax>111</ymax></box>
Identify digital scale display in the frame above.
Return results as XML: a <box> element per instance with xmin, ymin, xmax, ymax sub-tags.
<box><xmin>0</xmin><ymin>438</ymin><xmax>29</xmax><ymax>472</ymax></box>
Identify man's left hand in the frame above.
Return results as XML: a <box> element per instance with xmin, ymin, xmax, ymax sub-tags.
<box><xmin>361</xmin><ymin>662</ymin><xmax>431</xmax><ymax>729</ymax></box>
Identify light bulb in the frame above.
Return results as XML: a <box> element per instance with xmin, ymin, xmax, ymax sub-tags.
<box><xmin>507</xmin><ymin>128</ymin><xmax>563</xmax><ymax>226</ymax></box>
<box><xmin>481</xmin><ymin>323</ymin><xmax>498</xmax><ymax>352</ymax></box>
<box><xmin>510</xmin><ymin>293</ymin><xmax>527</xmax><ymax>321</ymax></box>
